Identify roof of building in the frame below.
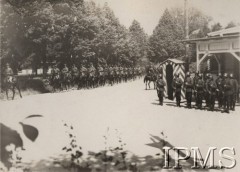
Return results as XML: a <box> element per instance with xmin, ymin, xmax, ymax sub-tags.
<box><xmin>159</xmin><ymin>58</ymin><xmax>185</xmax><ymax>65</ymax></box>
<box><xmin>183</xmin><ymin>26</ymin><xmax>240</xmax><ymax>43</ymax></box>
<box><xmin>207</xmin><ymin>26</ymin><xmax>240</xmax><ymax>37</ymax></box>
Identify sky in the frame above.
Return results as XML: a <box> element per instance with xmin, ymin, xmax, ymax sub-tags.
<box><xmin>90</xmin><ymin>0</ymin><xmax>240</xmax><ymax>35</ymax></box>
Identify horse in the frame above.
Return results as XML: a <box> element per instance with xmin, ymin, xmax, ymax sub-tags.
<box><xmin>4</xmin><ymin>75</ymin><xmax>22</xmax><ymax>100</ymax></box>
<box><xmin>144</xmin><ymin>73</ymin><xmax>157</xmax><ymax>90</ymax></box>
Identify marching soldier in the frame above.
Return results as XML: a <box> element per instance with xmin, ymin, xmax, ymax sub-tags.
<box><xmin>222</xmin><ymin>73</ymin><xmax>231</xmax><ymax>113</ymax></box>
<box><xmin>229</xmin><ymin>73</ymin><xmax>239</xmax><ymax>111</ymax></box>
<box><xmin>156</xmin><ymin>74</ymin><xmax>166</xmax><ymax>105</ymax></box>
<box><xmin>207</xmin><ymin>75</ymin><xmax>217</xmax><ymax>111</ymax></box>
<box><xmin>216</xmin><ymin>73</ymin><xmax>224</xmax><ymax>108</ymax></box>
<box><xmin>184</xmin><ymin>72</ymin><xmax>194</xmax><ymax>108</ymax></box>
<box><xmin>195</xmin><ymin>73</ymin><xmax>205</xmax><ymax>109</ymax></box>
<box><xmin>172</xmin><ymin>74</ymin><xmax>183</xmax><ymax>107</ymax></box>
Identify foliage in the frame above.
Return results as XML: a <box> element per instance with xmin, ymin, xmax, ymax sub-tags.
<box><xmin>0</xmin><ymin>0</ymin><xmax>148</xmax><ymax>77</ymax></box>
<box><xmin>148</xmin><ymin>9</ymin><xmax>185</xmax><ymax>63</ymax></box>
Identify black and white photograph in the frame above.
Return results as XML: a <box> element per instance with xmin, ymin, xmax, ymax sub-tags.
<box><xmin>0</xmin><ymin>0</ymin><xmax>240</xmax><ymax>171</ymax></box>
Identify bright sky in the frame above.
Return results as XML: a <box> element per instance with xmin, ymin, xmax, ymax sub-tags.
<box><xmin>90</xmin><ymin>0</ymin><xmax>240</xmax><ymax>34</ymax></box>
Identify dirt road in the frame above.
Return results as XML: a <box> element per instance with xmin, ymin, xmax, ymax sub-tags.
<box><xmin>1</xmin><ymin>79</ymin><xmax>239</xmax><ymax>171</ymax></box>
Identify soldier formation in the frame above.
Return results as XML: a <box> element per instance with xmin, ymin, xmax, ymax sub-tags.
<box><xmin>50</xmin><ymin>63</ymin><xmax>144</xmax><ymax>91</ymax></box>
<box><xmin>156</xmin><ymin>72</ymin><xmax>239</xmax><ymax>113</ymax></box>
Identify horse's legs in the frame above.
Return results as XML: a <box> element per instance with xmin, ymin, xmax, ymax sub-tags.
<box><xmin>12</xmin><ymin>87</ymin><xmax>15</xmax><ymax>100</ymax></box>
<box><xmin>6</xmin><ymin>88</ymin><xmax>9</xmax><ymax>100</ymax></box>
<box><xmin>145</xmin><ymin>82</ymin><xmax>147</xmax><ymax>90</ymax></box>
<box><xmin>17</xmin><ymin>85</ymin><xmax>22</xmax><ymax>98</ymax></box>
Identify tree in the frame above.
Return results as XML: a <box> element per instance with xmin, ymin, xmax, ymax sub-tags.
<box><xmin>149</xmin><ymin>9</ymin><xmax>185</xmax><ymax>63</ymax></box>
<box><xmin>211</xmin><ymin>22</ymin><xmax>222</xmax><ymax>32</ymax></box>
<box><xmin>225</xmin><ymin>21</ymin><xmax>237</xmax><ymax>29</ymax></box>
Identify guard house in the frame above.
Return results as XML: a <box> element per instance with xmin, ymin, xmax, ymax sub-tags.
<box><xmin>158</xmin><ymin>59</ymin><xmax>185</xmax><ymax>100</ymax></box>
<box><xmin>185</xmin><ymin>26</ymin><xmax>240</xmax><ymax>82</ymax></box>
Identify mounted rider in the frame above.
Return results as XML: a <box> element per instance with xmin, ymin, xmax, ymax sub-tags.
<box><xmin>79</xmin><ymin>63</ymin><xmax>87</xmax><ymax>77</ymax></box>
<box><xmin>61</xmin><ymin>64</ymin><xmax>69</xmax><ymax>75</ymax></box>
<box><xmin>88</xmin><ymin>63</ymin><xmax>96</xmax><ymax>77</ymax></box>
<box><xmin>97</xmin><ymin>64</ymin><xmax>104</xmax><ymax>77</ymax></box>
<box><xmin>3</xmin><ymin>63</ymin><xmax>14</xmax><ymax>84</ymax></box>
<box><xmin>71</xmin><ymin>64</ymin><xmax>79</xmax><ymax>77</ymax></box>
<box><xmin>51</xmin><ymin>64</ymin><xmax>60</xmax><ymax>80</ymax></box>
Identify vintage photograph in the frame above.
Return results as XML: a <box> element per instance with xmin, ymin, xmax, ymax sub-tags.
<box><xmin>0</xmin><ymin>0</ymin><xmax>240</xmax><ymax>171</ymax></box>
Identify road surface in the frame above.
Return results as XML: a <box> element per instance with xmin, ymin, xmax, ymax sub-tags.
<box><xmin>1</xmin><ymin>79</ymin><xmax>240</xmax><ymax>171</ymax></box>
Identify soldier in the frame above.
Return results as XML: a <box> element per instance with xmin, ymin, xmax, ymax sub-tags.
<box><xmin>222</xmin><ymin>73</ymin><xmax>231</xmax><ymax>113</ymax></box>
<box><xmin>207</xmin><ymin>75</ymin><xmax>217</xmax><ymax>111</ymax></box>
<box><xmin>195</xmin><ymin>73</ymin><xmax>205</xmax><ymax>109</ymax></box>
<box><xmin>229</xmin><ymin>73</ymin><xmax>239</xmax><ymax>111</ymax></box>
<box><xmin>172</xmin><ymin>74</ymin><xmax>183</xmax><ymax>107</ymax></box>
<box><xmin>51</xmin><ymin>64</ymin><xmax>60</xmax><ymax>79</ymax></box>
<box><xmin>204</xmin><ymin>73</ymin><xmax>211</xmax><ymax>108</ymax></box>
<box><xmin>184</xmin><ymin>72</ymin><xmax>194</xmax><ymax>108</ymax></box>
<box><xmin>71</xmin><ymin>64</ymin><xmax>78</xmax><ymax>76</ymax></box>
<box><xmin>156</xmin><ymin>74</ymin><xmax>166</xmax><ymax>105</ymax></box>
<box><xmin>3</xmin><ymin>63</ymin><xmax>14</xmax><ymax>82</ymax></box>
<box><xmin>62</xmin><ymin>64</ymin><xmax>69</xmax><ymax>75</ymax></box>
<box><xmin>88</xmin><ymin>63</ymin><xmax>96</xmax><ymax>77</ymax></box>
<box><xmin>216</xmin><ymin>73</ymin><xmax>224</xmax><ymax>108</ymax></box>
<box><xmin>193</xmin><ymin>72</ymin><xmax>199</xmax><ymax>106</ymax></box>
<box><xmin>79</xmin><ymin>63</ymin><xmax>87</xmax><ymax>77</ymax></box>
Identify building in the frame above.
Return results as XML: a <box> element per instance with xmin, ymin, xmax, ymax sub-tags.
<box><xmin>185</xmin><ymin>26</ymin><xmax>240</xmax><ymax>82</ymax></box>
<box><xmin>158</xmin><ymin>59</ymin><xmax>185</xmax><ymax>100</ymax></box>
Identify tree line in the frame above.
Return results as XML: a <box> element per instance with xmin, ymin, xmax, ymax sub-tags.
<box><xmin>0</xmin><ymin>0</ymin><xmax>238</xmax><ymax>75</ymax></box>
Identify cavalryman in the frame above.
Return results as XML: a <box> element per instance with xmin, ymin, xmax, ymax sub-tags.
<box><xmin>88</xmin><ymin>63</ymin><xmax>96</xmax><ymax>77</ymax></box>
<box><xmin>97</xmin><ymin>64</ymin><xmax>104</xmax><ymax>76</ymax></box>
<box><xmin>79</xmin><ymin>63</ymin><xmax>87</xmax><ymax>77</ymax></box>
<box><xmin>62</xmin><ymin>64</ymin><xmax>69</xmax><ymax>75</ymax></box>
<box><xmin>156</xmin><ymin>74</ymin><xmax>166</xmax><ymax>105</ymax></box>
<box><xmin>229</xmin><ymin>73</ymin><xmax>239</xmax><ymax>111</ymax></box>
<box><xmin>3</xmin><ymin>63</ymin><xmax>14</xmax><ymax>77</ymax></box>
<box><xmin>71</xmin><ymin>64</ymin><xmax>79</xmax><ymax>77</ymax></box>
<box><xmin>172</xmin><ymin>74</ymin><xmax>183</xmax><ymax>107</ymax></box>
<box><xmin>51</xmin><ymin>64</ymin><xmax>60</xmax><ymax>79</ymax></box>
<box><xmin>184</xmin><ymin>72</ymin><xmax>194</xmax><ymax>108</ymax></box>
<box><xmin>195</xmin><ymin>73</ymin><xmax>205</xmax><ymax>109</ymax></box>
<box><xmin>207</xmin><ymin>75</ymin><xmax>217</xmax><ymax>111</ymax></box>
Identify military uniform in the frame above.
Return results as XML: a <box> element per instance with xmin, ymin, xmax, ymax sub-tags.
<box><xmin>71</xmin><ymin>65</ymin><xmax>79</xmax><ymax>77</ymax></box>
<box><xmin>204</xmin><ymin>74</ymin><xmax>211</xmax><ymax>108</ymax></box>
<box><xmin>3</xmin><ymin>64</ymin><xmax>14</xmax><ymax>83</ymax></box>
<box><xmin>79</xmin><ymin>65</ymin><xmax>87</xmax><ymax>77</ymax></box>
<box><xmin>156</xmin><ymin>76</ymin><xmax>166</xmax><ymax>105</ymax></box>
<box><xmin>173</xmin><ymin>75</ymin><xmax>183</xmax><ymax>107</ymax></box>
<box><xmin>216</xmin><ymin>74</ymin><xmax>224</xmax><ymax>108</ymax></box>
<box><xmin>207</xmin><ymin>77</ymin><xmax>217</xmax><ymax>111</ymax></box>
<box><xmin>184</xmin><ymin>74</ymin><xmax>194</xmax><ymax>108</ymax></box>
<box><xmin>229</xmin><ymin>75</ymin><xmax>239</xmax><ymax>111</ymax></box>
<box><xmin>51</xmin><ymin>66</ymin><xmax>60</xmax><ymax>79</ymax></box>
<box><xmin>195</xmin><ymin>75</ymin><xmax>205</xmax><ymax>109</ymax></box>
<box><xmin>222</xmin><ymin>75</ymin><xmax>231</xmax><ymax>113</ymax></box>
<box><xmin>88</xmin><ymin>65</ymin><xmax>96</xmax><ymax>77</ymax></box>
<box><xmin>62</xmin><ymin>65</ymin><xmax>69</xmax><ymax>75</ymax></box>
